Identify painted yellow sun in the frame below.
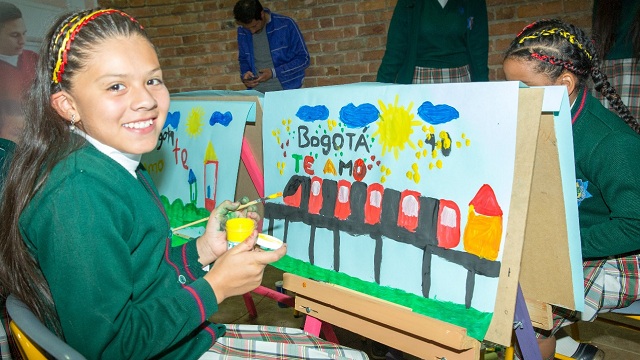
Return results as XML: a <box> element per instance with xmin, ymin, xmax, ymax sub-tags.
<box><xmin>185</xmin><ymin>106</ymin><xmax>205</xmax><ymax>138</ymax></box>
<box><xmin>373</xmin><ymin>95</ymin><xmax>421</xmax><ymax>159</ymax></box>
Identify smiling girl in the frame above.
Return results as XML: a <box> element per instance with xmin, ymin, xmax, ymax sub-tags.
<box><xmin>0</xmin><ymin>8</ymin><xmax>366</xmax><ymax>360</ymax></box>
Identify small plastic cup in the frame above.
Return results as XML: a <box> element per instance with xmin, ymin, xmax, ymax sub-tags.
<box><xmin>225</xmin><ymin>218</ymin><xmax>255</xmax><ymax>249</ymax></box>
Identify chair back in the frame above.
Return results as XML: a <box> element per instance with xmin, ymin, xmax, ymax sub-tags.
<box><xmin>9</xmin><ymin>320</ymin><xmax>47</xmax><ymax>360</ymax></box>
<box><xmin>5</xmin><ymin>294</ymin><xmax>86</xmax><ymax>360</ymax></box>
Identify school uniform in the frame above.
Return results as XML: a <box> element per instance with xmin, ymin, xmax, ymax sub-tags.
<box><xmin>549</xmin><ymin>87</ymin><xmax>640</xmax><ymax>333</ymax></box>
<box><xmin>20</xmin><ymin>137</ymin><xmax>367</xmax><ymax>359</ymax></box>
<box><xmin>592</xmin><ymin>0</ymin><xmax>640</xmax><ymax>120</ymax></box>
<box><xmin>0</xmin><ymin>50</ymin><xmax>38</xmax><ymax>102</ymax></box>
<box><xmin>376</xmin><ymin>0</ymin><xmax>488</xmax><ymax>84</ymax></box>
<box><xmin>21</xmin><ymin>141</ymin><xmax>220</xmax><ymax>359</ymax></box>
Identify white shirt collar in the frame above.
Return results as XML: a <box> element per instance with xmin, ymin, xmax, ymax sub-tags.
<box><xmin>73</xmin><ymin>128</ymin><xmax>142</xmax><ymax>178</ymax></box>
<box><xmin>0</xmin><ymin>54</ymin><xmax>19</xmax><ymax>67</ymax></box>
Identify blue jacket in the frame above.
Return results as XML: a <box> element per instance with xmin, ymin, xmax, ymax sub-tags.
<box><xmin>237</xmin><ymin>9</ymin><xmax>310</xmax><ymax>90</ymax></box>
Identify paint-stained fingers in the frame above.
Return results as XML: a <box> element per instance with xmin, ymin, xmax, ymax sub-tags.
<box><xmin>246</xmin><ymin>211</ymin><xmax>261</xmax><ymax>223</ymax></box>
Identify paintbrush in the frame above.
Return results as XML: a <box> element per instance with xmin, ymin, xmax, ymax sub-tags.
<box><xmin>171</xmin><ymin>192</ymin><xmax>283</xmax><ymax>233</ymax></box>
<box><xmin>236</xmin><ymin>192</ymin><xmax>282</xmax><ymax>211</ymax></box>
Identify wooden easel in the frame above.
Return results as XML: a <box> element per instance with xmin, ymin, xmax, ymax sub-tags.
<box><xmin>277</xmin><ymin>87</ymin><xmax>581</xmax><ymax>359</ymax></box>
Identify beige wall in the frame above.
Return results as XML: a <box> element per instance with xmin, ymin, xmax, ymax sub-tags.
<box><xmin>97</xmin><ymin>0</ymin><xmax>593</xmax><ymax>92</ymax></box>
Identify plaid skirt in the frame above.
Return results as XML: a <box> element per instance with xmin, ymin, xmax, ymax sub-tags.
<box><xmin>199</xmin><ymin>324</ymin><xmax>369</xmax><ymax>359</ymax></box>
<box><xmin>593</xmin><ymin>58</ymin><xmax>640</xmax><ymax>121</ymax></box>
<box><xmin>543</xmin><ymin>254</ymin><xmax>640</xmax><ymax>336</ymax></box>
<box><xmin>412</xmin><ymin>65</ymin><xmax>471</xmax><ymax>84</ymax></box>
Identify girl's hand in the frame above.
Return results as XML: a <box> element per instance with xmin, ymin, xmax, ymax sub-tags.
<box><xmin>196</xmin><ymin>198</ymin><xmax>261</xmax><ymax>266</ymax></box>
<box><xmin>204</xmin><ymin>232</ymin><xmax>287</xmax><ymax>303</ymax></box>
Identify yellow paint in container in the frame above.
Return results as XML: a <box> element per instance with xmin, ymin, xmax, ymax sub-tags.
<box><xmin>225</xmin><ymin>218</ymin><xmax>255</xmax><ymax>248</ymax></box>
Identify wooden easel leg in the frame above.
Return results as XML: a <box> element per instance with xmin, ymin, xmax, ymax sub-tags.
<box><xmin>513</xmin><ymin>284</ymin><xmax>542</xmax><ymax>359</ymax></box>
<box><xmin>243</xmin><ymin>285</ymin><xmax>297</xmax><ymax>318</ymax></box>
<box><xmin>303</xmin><ymin>315</ymin><xmax>340</xmax><ymax>344</ymax></box>
<box><xmin>304</xmin><ymin>315</ymin><xmax>323</xmax><ymax>336</ymax></box>
<box><xmin>252</xmin><ymin>285</ymin><xmax>295</xmax><ymax>307</ymax></box>
<box><xmin>242</xmin><ymin>292</ymin><xmax>258</xmax><ymax>318</ymax></box>
<box><xmin>321</xmin><ymin>321</ymin><xmax>339</xmax><ymax>343</ymax></box>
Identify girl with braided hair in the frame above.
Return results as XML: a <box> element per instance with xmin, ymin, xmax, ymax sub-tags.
<box><xmin>503</xmin><ymin>19</ymin><xmax>640</xmax><ymax>360</ymax></box>
<box><xmin>0</xmin><ymin>8</ymin><xmax>367</xmax><ymax>360</ymax></box>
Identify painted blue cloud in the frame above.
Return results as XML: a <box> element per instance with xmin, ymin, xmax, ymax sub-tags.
<box><xmin>164</xmin><ymin>111</ymin><xmax>180</xmax><ymax>129</ymax></box>
<box><xmin>209</xmin><ymin>111</ymin><xmax>233</xmax><ymax>127</ymax></box>
<box><xmin>296</xmin><ymin>105</ymin><xmax>329</xmax><ymax>122</ymax></box>
<box><xmin>417</xmin><ymin>102</ymin><xmax>459</xmax><ymax>125</ymax></box>
<box><xmin>339</xmin><ymin>103</ymin><xmax>380</xmax><ymax>128</ymax></box>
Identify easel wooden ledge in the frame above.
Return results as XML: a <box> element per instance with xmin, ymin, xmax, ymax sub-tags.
<box><xmin>284</xmin><ymin>273</ymin><xmax>482</xmax><ymax>359</ymax></box>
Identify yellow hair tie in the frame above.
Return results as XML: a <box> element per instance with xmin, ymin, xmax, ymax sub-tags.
<box><xmin>518</xmin><ymin>28</ymin><xmax>592</xmax><ymax>61</ymax></box>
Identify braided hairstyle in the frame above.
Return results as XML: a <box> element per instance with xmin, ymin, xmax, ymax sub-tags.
<box><xmin>0</xmin><ymin>8</ymin><xmax>147</xmax><ymax>336</ymax></box>
<box><xmin>504</xmin><ymin>19</ymin><xmax>639</xmax><ymax>134</ymax></box>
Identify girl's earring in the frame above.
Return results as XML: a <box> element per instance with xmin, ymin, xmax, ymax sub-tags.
<box><xmin>70</xmin><ymin>114</ymin><xmax>76</xmax><ymax>131</ymax></box>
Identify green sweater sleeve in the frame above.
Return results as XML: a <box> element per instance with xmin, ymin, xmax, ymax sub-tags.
<box><xmin>579</xmin><ymin>131</ymin><xmax>640</xmax><ymax>258</ymax></box>
<box><xmin>377</xmin><ymin>0</ymin><xmax>414</xmax><ymax>83</ymax></box>
<box><xmin>465</xmin><ymin>0</ymin><xmax>489</xmax><ymax>81</ymax></box>
<box><xmin>21</xmin><ymin>151</ymin><xmax>221</xmax><ymax>359</ymax></box>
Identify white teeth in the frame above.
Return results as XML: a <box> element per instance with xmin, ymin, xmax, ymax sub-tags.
<box><xmin>123</xmin><ymin>120</ymin><xmax>153</xmax><ymax>129</ymax></box>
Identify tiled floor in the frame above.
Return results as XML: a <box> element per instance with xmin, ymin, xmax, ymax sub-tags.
<box><xmin>212</xmin><ymin>265</ymin><xmax>640</xmax><ymax>359</ymax></box>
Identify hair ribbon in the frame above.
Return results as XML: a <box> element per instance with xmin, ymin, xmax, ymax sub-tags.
<box><xmin>51</xmin><ymin>9</ymin><xmax>141</xmax><ymax>84</ymax></box>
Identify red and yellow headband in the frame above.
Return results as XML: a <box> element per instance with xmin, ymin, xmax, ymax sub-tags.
<box><xmin>518</xmin><ymin>27</ymin><xmax>592</xmax><ymax>61</ymax></box>
<box><xmin>51</xmin><ymin>9</ymin><xmax>142</xmax><ymax>85</ymax></box>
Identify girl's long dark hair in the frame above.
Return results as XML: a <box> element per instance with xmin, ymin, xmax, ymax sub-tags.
<box><xmin>504</xmin><ymin>19</ymin><xmax>639</xmax><ymax>134</ymax></box>
<box><xmin>0</xmin><ymin>8</ymin><xmax>148</xmax><ymax>335</ymax></box>
<box><xmin>592</xmin><ymin>0</ymin><xmax>640</xmax><ymax>62</ymax></box>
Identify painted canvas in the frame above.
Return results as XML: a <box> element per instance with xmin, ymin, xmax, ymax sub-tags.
<box><xmin>262</xmin><ymin>82</ymin><xmax>567</xmax><ymax>318</ymax></box>
<box><xmin>142</xmin><ymin>97</ymin><xmax>249</xmax><ymax>212</ymax></box>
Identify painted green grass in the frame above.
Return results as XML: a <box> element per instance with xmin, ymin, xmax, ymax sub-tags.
<box><xmin>272</xmin><ymin>255</ymin><xmax>492</xmax><ymax>340</ymax></box>
<box><xmin>166</xmin><ymin>198</ymin><xmax>492</xmax><ymax>340</ymax></box>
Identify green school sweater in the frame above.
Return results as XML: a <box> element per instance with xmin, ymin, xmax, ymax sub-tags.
<box><xmin>572</xmin><ymin>88</ymin><xmax>640</xmax><ymax>259</ymax></box>
<box><xmin>20</xmin><ymin>143</ymin><xmax>224</xmax><ymax>359</ymax></box>
<box><xmin>376</xmin><ymin>0</ymin><xmax>489</xmax><ymax>83</ymax></box>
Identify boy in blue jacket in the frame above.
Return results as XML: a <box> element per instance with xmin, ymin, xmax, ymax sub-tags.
<box><xmin>234</xmin><ymin>0</ymin><xmax>310</xmax><ymax>92</ymax></box>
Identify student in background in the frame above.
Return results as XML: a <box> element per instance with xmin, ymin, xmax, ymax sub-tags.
<box><xmin>0</xmin><ymin>2</ymin><xmax>38</xmax><ymax>107</ymax></box>
<box><xmin>0</xmin><ymin>99</ymin><xmax>23</xmax><ymax>144</ymax></box>
<box><xmin>503</xmin><ymin>19</ymin><xmax>640</xmax><ymax>360</ymax></box>
<box><xmin>0</xmin><ymin>8</ymin><xmax>367</xmax><ymax>359</ymax></box>
<box><xmin>0</xmin><ymin>2</ymin><xmax>37</xmax><ymax>144</ymax></box>
<box><xmin>234</xmin><ymin>0</ymin><xmax>310</xmax><ymax>92</ymax></box>
<box><xmin>376</xmin><ymin>0</ymin><xmax>488</xmax><ymax>84</ymax></box>
<box><xmin>592</xmin><ymin>0</ymin><xmax>640</xmax><ymax>120</ymax></box>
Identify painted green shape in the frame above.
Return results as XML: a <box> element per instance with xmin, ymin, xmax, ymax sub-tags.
<box><xmin>272</xmin><ymin>255</ymin><xmax>492</xmax><ymax>340</ymax></box>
